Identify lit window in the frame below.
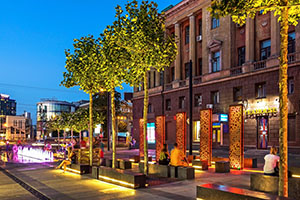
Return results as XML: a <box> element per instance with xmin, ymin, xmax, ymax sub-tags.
<box><xmin>255</xmin><ymin>82</ymin><xmax>266</xmax><ymax>98</ymax></box>
<box><xmin>147</xmin><ymin>123</ymin><xmax>155</xmax><ymax>144</ymax></box>
<box><xmin>193</xmin><ymin>121</ymin><xmax>201</xmax><ymax>142</ymax></box>
<box><xmin>148</xmin><ymin>104</ymin><xmax>152</xmax><ymax>113</ymax></box>
<box><xmin>211</xmin><ymin>17</ymin><xmax>220</xmax><ymax>29</ymax></box>
<box><xmin>212</xmin><ymin>51</ymin><xmax>220</xmax><ymax>72</ymax></box>
<box><xmin>288</xmin><ymin>32</ymin><xmax>296</xmax><ymax>54</ymax></box>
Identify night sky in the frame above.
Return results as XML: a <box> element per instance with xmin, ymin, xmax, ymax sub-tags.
<box><xmin>0</xmin><ymin>0</ymin><xmax>181</xmax><ymax>123</ymax></box>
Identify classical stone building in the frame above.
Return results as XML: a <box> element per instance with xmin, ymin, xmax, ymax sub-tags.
<box><xmin>132</xmin><ymin>0</ymin><xmax>300</xmax><ymax>149</ymax></box>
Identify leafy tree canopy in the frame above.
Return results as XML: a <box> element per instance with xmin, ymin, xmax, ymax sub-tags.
<box><xmin>209</xmin><ymin>0</ymin><xmax>300</xmax><ymax>25</ymax></box>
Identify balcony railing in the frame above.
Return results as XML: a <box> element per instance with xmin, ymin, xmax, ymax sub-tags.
<box><xmin>193</xmin><ymin>76</ymin><xmax>202</xmax><ymax>84</ymax></box>
<box><xmin>165</xmin><ymin>83</ymin><xmax>172</xmax><ymax>91</ymax></box>
<box><xmin>230</xmin><ymin>66</ymin><xmax>243</xmax><ymax>76</ymax></box>
<box><xmin>254</xmin><ymin>60</ymin><xmax>266</xmax><ymax>70</ymax></box>
<box><xmin>179</xmin><ymin>80</ymin><xmax>186</xmax><ymax>87</ymax></box>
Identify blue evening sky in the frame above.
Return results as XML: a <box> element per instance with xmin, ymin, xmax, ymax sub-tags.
<box><xmin>0</xmin><ymin>0</ymin><xmax>180</xmax><ymax>123</ymax></box>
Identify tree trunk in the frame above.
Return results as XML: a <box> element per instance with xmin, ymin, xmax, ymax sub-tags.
<box><xmin>57</xmin><ymin>129</ymin><xmax>60</xmax><ymax>144</ymax></box>
<box><xmin>111</xmin><ymin>88</ymin><xmax>116</xmax><ymax>169</ymax></box>
<box><xmin>143</xmin><ymin>72</ymin><xmax>149</xmax><ymax>175</ymax></box>
<box><xmin>63</xmin><ymin>130</ymin><xmax>66</xmax><ymax>143</ymax></box>
<box><xmin>89</xmin><ymin>93</ymin><xmax>93</xmax><ymax>166</ymax></box>
<box><xmin>278</xmin><ymin>5</ymin><xmax>289</xmax><ymax>197</ymax></box>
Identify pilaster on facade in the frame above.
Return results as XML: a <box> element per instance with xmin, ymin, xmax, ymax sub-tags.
<box><xmin>174</xmin><ymin>23</ymin><xmax>182</xmax><ymax>83</ymax></box>
<box><xmin>189</xmin><ymin>14</ymin><xmax>196</xmax><ymax>76</ymax></box>
<box><xmin>270</xmin><ymin>12</ymin><xmax>280</xmax><ymax>57</ymax></box>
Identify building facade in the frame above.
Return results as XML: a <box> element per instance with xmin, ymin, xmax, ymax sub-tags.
<box><xmin>132</xmin><ymin>0</ymin><xmax>300</xmax><ymax>149</ymax></box>
<box><xmin>0</xmin><ymin>94</ymin><xmax>16</xmax><ymax>116</ymax></box>
<box><xmin>0</xmin><ymin>113</ymin><xmax>32</xmax><ymax>140</ymax></box>
<box><xmin>36</xmin><ymin>99</ymin><xmax>76</xmax><ymax>140</ymax></box>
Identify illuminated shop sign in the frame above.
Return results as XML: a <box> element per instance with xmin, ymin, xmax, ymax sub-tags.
<box><xmin>219</xmin><ymin>114</ymin><xmax>228</xmax><ymax>122</ymax></box>
<box><xmin>245</xmin><ymin>108</ymin><xmax>278</xmax><ymax>117</ymax></box>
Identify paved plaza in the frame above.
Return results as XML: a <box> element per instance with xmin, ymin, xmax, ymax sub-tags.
<box><xmin>0</xmin><ymin>147</ymin><xmax>299</xmax><ymax>200</ymax></box>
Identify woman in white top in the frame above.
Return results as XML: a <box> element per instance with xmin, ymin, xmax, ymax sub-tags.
<box><xmin>263</xmin><ymin>146</ymin><xmax>279</xmax><ymax>176</ymax></box>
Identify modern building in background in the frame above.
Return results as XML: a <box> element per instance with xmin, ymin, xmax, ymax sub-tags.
<box><xmin>132</xmin><ymin>0</ymin><xmax>300</xmax><ymax>149</ymax></box>
<box><xmin>0</xmin><ymin>112</ymin><xmax>32</xmax><ymax>140</ymax></box>
<box><xmin>0</xmin><ymin>94</ymin><xmax>16</xmax><ymax>116</ymax></box>
<box><xmin>36</xmin><ymin>99</ymin><xmax>76</xmax><ymax>140</ymax></box>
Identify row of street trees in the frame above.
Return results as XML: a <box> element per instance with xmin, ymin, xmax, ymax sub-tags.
<box><xmin>61</xmin><ymin>0</ymin><xmax>177</xmax><ymax>173</ymax></box>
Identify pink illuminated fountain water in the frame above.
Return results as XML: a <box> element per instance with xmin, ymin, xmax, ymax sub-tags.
<box><xmin>17</xmin><ymin>146</ymin><xmax>53</xmax><ymax>162</ymax></box>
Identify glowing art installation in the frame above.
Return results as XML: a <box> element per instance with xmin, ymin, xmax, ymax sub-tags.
<box><xmin>199</xmin><ymin>109</ymin><xmax>212</xmax><ymax>165</ymax></box>
<box><xmin>155</xmin><ymin>116</ymin><xmax>165</xmax><ymax>162</ymax></box>
<box><xmin>176</xmin><ymin>112</ymin><xmax>186</xmax><ymax>156</ymax></box>
<box><xmin>17</xmin><ymin>146</ymin><xmax>53</xmax><ymax>162</ymax></box>
<box><xmin>139</xmin><ymin>119</ymin><xmax>144</xmax><ymax>157</ymax></box>
<box><xmin>229</xmin><ymin>105</ymin><xmax>244</xmax><ymax>169</ymax></box>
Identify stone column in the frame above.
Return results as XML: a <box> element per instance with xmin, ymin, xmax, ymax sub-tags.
<box><xmin>271</xmin><ymin>13</ymin><xmax>280</xmax><ymax>57</ymax></box>
<box><xmin>189</xmin><ymin>14</ymin><xmax>196</xmax><ymax>76</ymax></box>
<box><xmin>150</xmin><ymin>70</ymin><xmax>155</xmax><ymax>88</ymax></box>
<box><xmin>174</xmin><ymin>23</ymin><xmax>181</xmax><ymax>81</ymax></box>
<box><xmin>245</xmin><ymin>18</ymin><xmax>255</xmax><ymax>63</ymax></box>
<box><xmin>295</xmin><ymin>21</ymin><xmax>300</xmax><ymax>52</ymax></box>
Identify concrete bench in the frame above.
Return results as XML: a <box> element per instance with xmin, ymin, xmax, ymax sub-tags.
<box><xmin>192</xmin><ymin>159</ymin><xmax>208</xmax><ymax>170</ymax></box>
<box><xmin>177</xmin><ymin>166</ymin><xmax>195</xmax><ymax>179</ymax></box>
<box><xmin>215</xmin><ymin>161</ymin><xmax>230</xmax><ymax>173</ymax></box>
<box><xmin>250</xmin><ymin>173</ymin><xmax>300</xmax><ymax>199</ymax></box>
<box><xmin>139</xmin><ymin>162</ymin><xmax>169</xmax><ymax>177</ymax></box>
<box><xmin>68</xmin><ymin>164</ymin><xmax>90</xmax><ymax>174</ymax></box>
<box><xmin>118</xmin><ymin>159</ymin><xmax>132</xmax><ymax>170</ymax></box>
<box><xmin>97</xmin><ymin>166</ymin><xmax>146</xmax><ymax>188</ymax></box>
<box><xmin>197</xmin><ymin>183</ymin><xmax>290</xmax><ymax>200</ymax></box>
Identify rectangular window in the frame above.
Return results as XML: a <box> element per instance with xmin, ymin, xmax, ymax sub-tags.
<box><xmin>193</xmin><ymin>121</ymin><xmax>201</xmax><ymax>142</ymax></box>
<box><xmin>212</xmin><ymin>51</ymin><xmax>220</xmax><ymax>72</ymax></box>
<box><xmin>179</xmin><ymin>96</ymin><xmax>186</xmax><ymax>109</ymax></box>
<box><xmin>198</xmin><ymin>58</ymin><xmax>202</xmax><ymax>76</ymax></box>
<box><xmin>211</xmin><ymin>17</ymin><xmax>220</xmax><ymax>29</ymax></box>
<box><xmin>198</xmin><ymin>19</ymin><xmax>202</xmax><ymax>36</ymax></box>
<box><xmin>185</xmin><ymin>62</ymin><xmax>189</xmax><ymax>78</ymax></box>
<box><xmin>171</xmin><ymin>67</ymin><xmax>175</xmax><ymax>82</ymax></box>
<box><xmin>153</xmin><ymin>71</ymin><xmax>156</xmax><ymax>88</ymax></box>
<box><xmin>260</xmin><ymin>39</ymin><xmax>271</xmax><ymax>60</ymax></box>
<box><xmin>185</xmin><ymin>26</ymin><xmax>190</xmax><ymax>44</ymax></box>
<box><xmin>288</xmin><ymin>115</ymin><xmax>296</xmax><ymax>141</ymax></box>
<box><xmin>166</xmin><ymin>99</ymin><xmax>171</xmax><ymax>111</ymax></box>
<box><xmin>238</xmin><ymin>46</ymin><xmax>245</xmax><ymax>66</ymax></box>
<box><xmin>255</xmin><ymin>82</ymin><xmax>266</xmax><ymax>98</ymax></box>
<box><xmin>211</xmin><ymin>91</ymin><xmax>220</xmax><ymax>104</ymax></box>
<box><xmin>194</xmin><ymin>94</ymin><xmax>202</xmax><ymax>107</ymax></box>
<box><xmin>288</xmin><ymin>77</ymin><xmax>294</xmax><ymax>94</ymax></box>
<box><xmin>233</xmin><ymin>87</ymin><xmax>243</xmax><ymax>102</ymax></box>
<box><xmin>13</xmin><ymin>120</ymin><xmax>17</xmax><ymax>126</ymax></box>
<box><xmin>160</xmin><ymin>71</ymin><xmax>163</xmax><ymax>86</ymax></box>
<box><xmin>148</xmin><ymin>71</ymin><xmax>151</xmax><ymax>88</ymax></box>
<box><xmin>148</xmin><ymin>104</ymin><xmax>152</xmax><ymax>113</ymax></box>
<box><xmin>288</xmin><ymin>32</ymin><xmax>296</xmax><ymax>54</ymax></box>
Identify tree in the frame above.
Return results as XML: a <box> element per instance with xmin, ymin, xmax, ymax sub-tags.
<box><xmin>115</xmin><ymin>0</ymin><xmax>177</xmax><ymax>175</ymax></box>
<box><xmin>97</xmin><ymin>20</ymin><xmax>132</xmax><ymax>169</ymax></box>
<box><xmin>47</xmin><ymin>115</ymin><xmax>64</xmax><ymax>144</ymax></box>
<box><xmin>61</xmin><ymin>35</ymin><xmax>104</xmax><ymax>166</ymax></box>
<box><xmin>209</xmin><ymin>0</ymin><xmax>300</xmax><ymax>197</ymax></box>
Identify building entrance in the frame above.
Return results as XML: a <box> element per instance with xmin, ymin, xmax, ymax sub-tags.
<box><xmin>257</xmin><ymin>116</ymin><xmax>269</xmax><ymax>149</ymax></box>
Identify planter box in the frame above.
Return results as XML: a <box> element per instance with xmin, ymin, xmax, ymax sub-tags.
<box><xmin>177</xmin><ymin>167</ymin><xmax>195</xmax><ymax>179</ymax></box>
<box><xmin>139</xmin><ymin>162</ymin><xmax>169</xmax><ymax>177</ymax></box>
<box><xmin>215</xmin><ymin>161</ymin><xmax>230</xmax><ymax>173</ymax></box>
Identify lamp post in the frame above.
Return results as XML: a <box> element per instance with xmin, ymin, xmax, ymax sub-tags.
<box><xmin>188</xmin><ymin>60</ymin><xmax>193</xmax><ymax>155</ymax></box>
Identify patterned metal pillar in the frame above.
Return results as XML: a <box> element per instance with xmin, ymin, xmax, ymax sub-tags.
<box><xmin>229</xmin><ymin>104</ymin><xmax>244</xmax><ymax>169</ymax></box>
<box><xmin>176</xmin><ymin>112</ymin><xmax>186</xmax><ymax>156</ymax></box>
<box><xmin>199</xmin><ymin>109</ymin><xmax>212</xmax><ymax>165</ymax></box>
<box><xmin>139</xmin><ymin>119</ymin><xmax>144</xmax><ymax>158</ymax></box>
<box><xmin>155</xmin><ymin>116</ymin><xmax>165</xmax><ymax>162</ymax></box>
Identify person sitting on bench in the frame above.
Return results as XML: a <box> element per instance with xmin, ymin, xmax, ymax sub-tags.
<box><xmin>159</xmin><ymin>144</ymin><xmax>170</xmax><ymax>165</ymax></box>
<box><xmin>170</xmin><ymin>143</ymin><xmax>188</xmax><ymax>167</ymax></box>
<box><xmin>57</xmin><ymin>147</ymin><xmax>75</xmax><ymax>172</ymax></box>
<box><xmin>263</xmin><ymin>146</ymin><xmax>279</xmax><ymax>176</ymax></box>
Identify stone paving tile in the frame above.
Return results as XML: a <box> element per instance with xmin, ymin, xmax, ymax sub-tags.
<box><xmin>0</xmin><ymin>171</ymin><xmax>38</xmax><ymax>200</ymax></box>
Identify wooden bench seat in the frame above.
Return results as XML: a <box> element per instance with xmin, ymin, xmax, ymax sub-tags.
<box><xmin>197</xmin><ymin>183</ymin><xmax>290</xmax><ymax>200</ymax></box>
